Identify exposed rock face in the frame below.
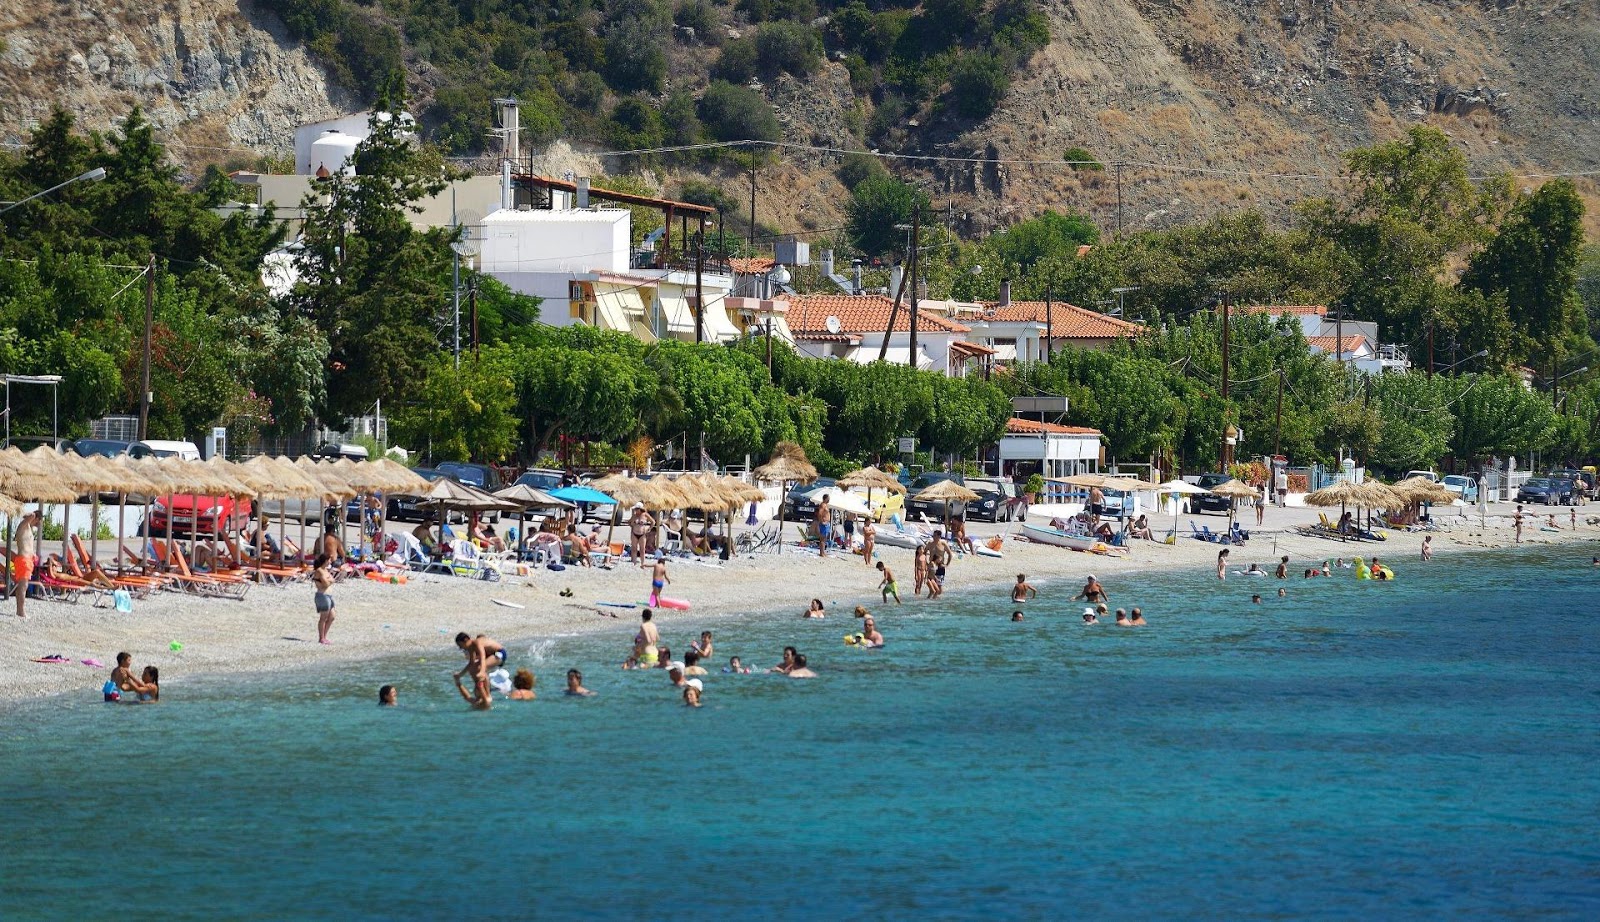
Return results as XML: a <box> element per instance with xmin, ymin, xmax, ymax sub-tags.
<box><xmin>0</xmin><ymin>0</ymin><xmax>352</xmax><ymax>165</ymax></box>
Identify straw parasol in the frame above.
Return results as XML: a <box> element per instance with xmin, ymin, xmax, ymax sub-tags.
<box><xmin>1156</xmin><ymin>479</ymin><xmax>1212</xmax><ymax>539</ymax></box>
<box><xmin>838</xmin><ymin>466</ymin><xmax>906</xmax><ymax>494</ymax></box>
<box><xmin>1391</xmin><ymin>475</ymin><xmax>1457</xmax><ymax>506</ymax></box>
<box><xmin>1207</xmin><ymin>478</ymin><xmax>1259</xmax><ymax>529</ymax></box>
<box><xmin>915</xmin><ymin>478</ymin><xmax>981</xmax><ymax>526</ymax></box>
<box><xmin>1353</xmin><ymin>479</ymin><xmax>1403</xmax><ymax>511</ymax></box>
<box><xmin>0</xmin><ymin>493</ymin><xmax>19</xmax><ymax>518</ymax></box>
<box><xmin>372</xmin><ymin>458</ymin><xmax>432</xmax><ymax>495</ymax></box>
<box><xmin>1055</xmin><ymin>472</ymin><xmax>1116</xmax><ymax>489</ymax></box>
<box><xmin>753</xmin><ymin>442</ymin><xmax>818</xmax><ymax>555</ymax></box>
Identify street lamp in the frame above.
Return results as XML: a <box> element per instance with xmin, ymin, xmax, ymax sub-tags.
<box><xmin>450</xmin><ymin>237</ymin><xmax>479</xmax><ymax>369</ymax></box>
<box><xmin>0</xmin><ymin>167</ymin><xmax>107</xmax><ymax>216</ymax></box>
<box><xmin>1545</xmin><ymin>364</ymin><xmax>1589</xmax><ymax>410</ymax></box>
<box><xmin>1437</xmin><ymin>349</ymin><xmax>1489</xmax><ymax>374</ymax></box>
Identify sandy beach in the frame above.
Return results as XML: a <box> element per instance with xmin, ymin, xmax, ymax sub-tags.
<box><xmin>3</xmin><ymin>501</ymin><xmax>1595</xmax><ymax>703</ymax></box>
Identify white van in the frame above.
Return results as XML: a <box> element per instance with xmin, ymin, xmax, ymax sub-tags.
<box><xmin>132</xmin><ymin>439</ymin><xmax>202</xmax><ymax>461</ymax></box>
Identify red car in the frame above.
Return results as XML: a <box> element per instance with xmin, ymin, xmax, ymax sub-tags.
<box><xmin>147</xmin><ymin>493</ymin><xmax>253</xmax><ymax>536</ymax></box>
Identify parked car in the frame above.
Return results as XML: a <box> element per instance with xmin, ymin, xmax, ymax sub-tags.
<box><xmin>312</xmin><ymin>442</ymin><xmax>370</xmax><ymax>461</ymax></box>
<box><xmin>1441</xmin><ymin>475</ymin><xmax>1479</xmax><ymax>504</ymax></box>
<box><xmin>1549</xmin><ymin>469</ymin><xmax>1595</xmax><ymax>502</ymax></box>
<box><xmin>964</xmin><ymin>477</ymin><xmax>1028</xmax><ymax>522</ymax></box>
<box><xmin>134</xmin><ymin>439</ymin><xmax>201</xmax><ymax>461</ymax></box>
<box><xmin>385</xmin><ymin>468</ymin><xmax>456</xmax><ymax>522</ymax></box>
<box><xmin>147</xmin><ymin>492</ymin><xmax>253</xmax><ymax>537</ymax></box>
<box><xmin>1186</xmin><ymin>473</ymin><xmax>1236</xmax><ymax>515</ymax></box>
<box><xmin>514</xmin><ymin>469</ymin><xmax>568</xmax><ymax>492</ymax></box>
<box><xmin>434</xmin><ymin>461</ymin><xmax>505</xmax><ymax>520</ymax></box>
<box><xmin>784</xmin><ymin>477</ymin><xmax>837</xmax><ymax>520</ymax></box>
<box><xmin>1516</xmin><ymin>477</ymin><xmax>1573</xmax><ymax>506</ymax></box>
<box><xmin>1403</xmin><ymin>470</ymin><xmax>1441</xmax><ymax>483</ymax></box>
<box><xmin>73</xmin><ymin>438</ymin><xmax>132</xmax><ymax>458</ymax></box>
<box><xmin>905</xmin><ymin>472</ymin><xmax>967</xmax><ymax>522</ymax></box>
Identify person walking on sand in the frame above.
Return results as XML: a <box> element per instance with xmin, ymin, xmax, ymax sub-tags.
<box><xmin>1514</xmin><ymin>505</ymin><xmax>1524</xmax><ymax>544</ymax></box>
<box><xmin>815</xmin><ymin>494</ymin><xmax>832</xmax><ymax>557</ymax></box>
<box><xmin>1256</xmin><ymin>485</ymin><xmax>1267</xmax><ymax>526</ymax></box>
<box><xmin>312</xmin><ymin>553</ymin><xmax>336</xmax><ymax>644</ymax></box>
<box><xmin>1421</xmin><ymin>535</ymin><xmax>1433</xmax><ymax>561</ymax></box>
<box><xmin>1011</xmin><ymin>573</ymin><xmax>1037</xmax><ymax>603</ymax></box>
<box><xmin>1217</xmin><ymin>548</ymin><xmax>1230</xmax><ymax>581</ymax></box>
<box><xmin>10</xmin><ymin>509</ymin><xmax>40</xmax><ymax>618</ymax></box>
<box><xmin>877</xmin><ymin>560</ymin><xmax>901</xmax><ymax>604</ymax></box>
<box><xmin>649</xmin><ymin>553</ymin><xmax>670</xmax><ymax>604</ymax></box>
<box><xmin>861</xmin><ymin>518</ymin><xmax>876</xmax><ymax>564</ymax></box>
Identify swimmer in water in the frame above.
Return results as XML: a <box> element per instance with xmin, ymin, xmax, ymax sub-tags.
<box><xmin>1242</xmin><ymin>563</ymin><xmax>1266</xmax><ymax>576</ymax></box>
<box><xmin>379</xmin><ymin>684</ymin><xmax>398</xmax><ymax>706</ymax></box>
<box><xmin>786</xmin><ymin>654</ymin><xmax>817</xmax><ymax>678</ymax></box>
<box><xmin>565</xmin><ymin>669</ymin><xmax>595</xmax><ymax>696</ymax></box>
<box><xmin>1011</xmin><ymin>610</ymin><xmax>1024</xmax><ymax>622</ymax></box>
<box><xmin>1129</xmin><ymin>608</ymin><xmax>1147</xmax><ymax>626</ymax></box>
<box><xmin>771</xmin><ymin>646</ymin><xmax>798</xmax><ymax>674</ymax></box>
<box><xmin>454</xmin><ymin>673</ymin><xmax>492</xmax><ymax>710</ymax></box>
<box><xmin>1115</xmin><ymin>608</ymin><xmax>1130</xmax><ymax>626</ymax></box>
<box><xmin>683</xmin><ymin>679</ymin><xmax>703</xmax><ymax>707</ymax></box>
<box><xmin>1251</xmin><ymin>594</ymin><xmax>1263</xmax><ymax>605</ymax></box>
<box><xmin>1421</xmin><ymin>535</ymin><xmax>1433</xmax><ymax>561</ymax></box>
<box><xmin>725</xmin><ymin>656</ymin><xmax>751</xmax><ymax>674</ymax></box>
<box><xmin>804</xmin><ymin>598</ymin><xmax>826</xmax><ymax>618</ymax></box>
<box><xmin>1321</xmin><ymin>561</ymin><xmax>1332</xmax><ymax>576</ymax></box>
<box><xmin>861</xmin><ymin>617</ymin><xmax>884</xmax><ymax>648</ymax></box>
<box><xmin>1082</xmin><ymin>609</ymin><xmax>1099</xmax><ymax>625</ymax></box>
<box><xmin>509</xmin><ymin>669</ymin><xmax>536</xmax><ymax>700</ymax></box>
<box><xmin>1277</xmin><ymin>587</ymin><xmax>1287</xmax><ymax>597</ymax></box>
<box><xmin>1072</xmin><ymin>574</ymin><xmax>1108</xmax><ymax>604</ymax></box>
<box><xmin>1217</xmin><ymin>548</ymin><xmax>1230</xmax><ymax>580</ymax></box>
<box><xmin>1276</xmin><ymin>555</ymin><xmax>1290</xmax><ymax>579</ymax></box>
<box><xmin>1011</xmin><ymin>573</ymin><xmax>1037</xmax><ymax>603</ymax></box>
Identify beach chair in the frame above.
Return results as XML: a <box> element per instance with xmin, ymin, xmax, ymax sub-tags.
<box><xmin>449</xmin><ymin>539</ymin><xmax>499</xmax><ymax>581</ymax></box>
<box><xmin>69</xmin><ymin>536</ymin><xmax>159</xmax><ymax>598</ymax></box>
<box><xmin>164</xmin><ymin>543</ymin><xmax>251</xmax><ymax>600</ymax></box>
<box><xmin>1188</xmin><ymin>522</ymin><xmax>1218</xmax><ymax>543</ymax></box>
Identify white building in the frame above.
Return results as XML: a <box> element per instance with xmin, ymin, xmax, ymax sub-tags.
<box><xmin>779</xmin><ymin>294</ymin><xmax>993</xmax><ymax>377</ymax></box>
<box><xmin>994</xmin><ymin>417</ymin><xmax>1103</xmax><ymax>482</ymax></box>
<box><xmin>1236</xmin><ymin>305</ymin><xmax>1409</xmax><ymax>373</ymax></box>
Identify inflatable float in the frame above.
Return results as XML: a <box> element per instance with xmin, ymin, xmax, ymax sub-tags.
<box><xmin>648</xmin><ymin>596</ymin><xmax>692</xmax><ymax>611</ymax></box>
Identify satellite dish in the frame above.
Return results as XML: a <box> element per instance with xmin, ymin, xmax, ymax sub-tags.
<box><xmin>983</xmin><ymin>309</ymin><xmax>997</xmax><ymax>320</ymax></box>
<box><xmin>825</xmin><ymin>315</ymin><xmax>842</xmax><ymax>335</ymax></box>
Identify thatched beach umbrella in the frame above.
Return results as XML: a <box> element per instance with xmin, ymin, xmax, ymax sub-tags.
<box><xmin>1207</xmin><ymin>478</ymin><xmax>1260</xmax><ymax>530</ymax></box>
<box><xmin>753</xmin><ymin>442</ymin><xmax>818</xmax><ymax>555</ymax></box>
<box><xmin>494</xmin><ymin>482</ymin><xmax>574</xmax><ymax>554</ymax></box>
<box><xmin>838</xmin><ymin>465</ymin><xmax>906</xmax><ymax>522</ymax></box>
<box><xmin>588</xmin><ymin>473</ymin><xmax>668</xmax><ymax>554</ymax></box>
<box><xmin>915</xmin><ymin>478</ymin><xmax>981</xmax><ymax>528</ymax></box>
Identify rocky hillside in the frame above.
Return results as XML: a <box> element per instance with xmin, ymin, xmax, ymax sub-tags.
<box><xmin>2</xmin><ymin>0</ymin><xmax>1597</xmax><ymax>237</ymax></box>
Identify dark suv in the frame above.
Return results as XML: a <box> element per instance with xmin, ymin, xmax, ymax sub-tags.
<box><xmin>1187</xmin><ymin>473</ymin><xmax>1236</xmax><ymax>514</ymax></box>
<box><xmin>905</xmin><ymin>472</ymin><xmax>966</xmax><ymax>522</ymax></box>
<box><xmin>964</xmin><ymin>477</ymin><xmax>1028</xmax><ymax>522</ymax></box>
<box><xmin>435</xmin><ymin>461</ymin><xmax>506</xmax><ymax>520</ymax></box>
<box><xmin>1517</xmin><ymin>477</ymin><xmax>1574</xmax><ymax>506</ymax></box>
<box><xmin>785</xmin><ymin>477</ymin><xmax>837</xmax><ymax>520</ymax></box>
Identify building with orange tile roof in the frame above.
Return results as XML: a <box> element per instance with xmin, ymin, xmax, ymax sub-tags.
<box><xmin>962</xmin><ymin>284</ymin><xmax>1141</xmax><ymax>363</ymax></box>
<box><xmin>778</xmin><ymin>293</ymin><xmax>992</xmax><ymax>377</ymax></box>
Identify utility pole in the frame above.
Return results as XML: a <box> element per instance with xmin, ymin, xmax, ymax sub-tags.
<box><xmin>138</xmin><ymin>254</ymin><xmax>154</xmax><ymax>440</ymax></box>
<box><xmin>1220</xmin><ymin>297</ymin><xmax>1231</xmax><ymax>468</ymax></box>
<box><xmin>908</xmin><ymin>205</ymin><xmax>921</xmax><ymax>368</ymax></box>
<box><xmin>1335</xmin><ymin>309</ymin><xmax>1343</xmax><ymax>368</ymax></box>
<box><xmin>1274</xmin><ymin>368</ymin><xmax>1284</xmax><ymax>458</ymax></box>
<box><xmin>877</xmin><ymin>252</ymin><xmax>910</xmax><ymax>363</ymax></box>
<box><xmin>748</xmin><ymin>154</ymin><xmax>756</xmax><ymax>251</ymax></box>
<box><xmin>469</xmin><ymin>280</ymin><xmax>479</xmax><ymax>360</ymax></box>
<box><xmin>694</xmin><ymin>228</ymin><xmax>705</xmax><ymax>344</ymax></box>
<box><xmin>1427</xmin><ymin>313</ymin><xmax>1434</xmax><ymax>378</ymax></box>
<box><xmin>1115</xmin><ymin>161</ymin><xmax>1124</xmax><ymax>239</ymax></box>
<box><xmin>1044</xmin><ymin>282</ymin><xmax>1054</xmax><ymax>362</ymax></box>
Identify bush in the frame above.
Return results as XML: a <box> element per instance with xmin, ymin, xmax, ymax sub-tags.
<box><xmin>603</xmin><ymin>19</ymin><xmax>668</xmax><ymax>93</ymax></box>
<box><xmin>836</xmin><ymin>152</ymin><xmax>887</xmax><ymax>190</ymax></box>
<box><xmin>755</xmin><ymin>22</ymin><xmax>822</xmax><ymax>78</ymax></box>
<box><xmin>1063</xmin><ymin>146</ymin><xmax>1105</xmax><ymax>171</ymax></box>
<box><xmin>661</xmin><ymin>91</ymin><xmax>702</xmax><ymax>147</ymax></box>
<box><xmin>674</xmin><ymin>0</ymin><xmax>721</xmax><ymax>43</ymax></box>
<box><xmin>737</xmin><ymin>0</ymin><xmax>816</xmax><ymax>23</ymax></box>
<box><xmin>608</xmin><ymin>98</ymin><xmax>664</xmax><ymax>151</ymax></box>
<box><xmin>842</xmin><ymin>52</ymin><xmax>873</xmax><ymax>94</ymax></box>
<box><xmin>713</xmin><ymin>37</ymin><xmax>758</xmax><ymax>83</ymax></box>
<box><xmin>946</xmin><ymin>51</ymin><xmax>1008</xmax><ymax>120</ymax></box>
<box><xmin>697</xmin><ymin>81</ymin><xmax>781</xmax><ymax>143</ymax></box>
<box><xmin>1024</xmin><ymin>473</ymin><xmax>1045</xmax><ymax>497</ymax></box>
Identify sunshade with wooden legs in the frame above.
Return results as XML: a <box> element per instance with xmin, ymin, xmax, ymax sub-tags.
<box><xmin>753</xmin><ymin>442</ymin><xmax>818</xmax><ymax>555</ymax></box>
<box><xmin>915</xmin><ymin>478</ymin><xmax>981</xmax><ymax>528</ymax></box>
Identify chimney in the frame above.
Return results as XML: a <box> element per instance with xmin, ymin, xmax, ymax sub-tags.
<box><xmin>576</xmin><ymin>177</ymin><xmax>590</xmax><ymax>209</ymax></box>
<box><xmin>854</xmin><ymin>262</ymin><xmax>863</xmax><ymax>294</ymax></box>
<box><xmin>999</xmin><ymin>278</ymin><xmax>1012</xmax><ymax>307</ymax></box>
<box><xmin>890</xmin><ymin>264</ymin><xmax>905</xmax><ymax>298</ymax></box>
<box><xmin>501</xmin><ymin>158</ymin><xmax>512</xmax><ymax>211</ymax></box>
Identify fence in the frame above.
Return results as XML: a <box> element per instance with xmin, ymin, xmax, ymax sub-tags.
<box><xmin>89</xmin><ymin>416</ymin><xmax>139</xmax><ymax>442</ymax></box>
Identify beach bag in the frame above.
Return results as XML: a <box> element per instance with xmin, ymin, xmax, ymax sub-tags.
<box><xmin>112</xmin><ymin>589</ymin><xmax>133</xmax><ymax>613</ymax></box>
<box><xmin>545</xmin><ymin>561</ymin><xmax>566</xmax><ymax>572</ymax></box>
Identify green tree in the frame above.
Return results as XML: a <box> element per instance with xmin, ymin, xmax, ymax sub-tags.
<box><xmin>697</xmin><ymin>81</ymin><xmax>781</xmax><ymax>144</ymax></box>
<box><xmin>846</xmin><ymin>175</ymin><xmax>931</xmax><ymax>259</ymax></box>
<box><xmin>391</xmin><ymin>348</ymin><xmax>519</xmax><ymax>462</ymax></box>
<box><xmin>1445</xmin><ymin>373</ymin><xmax>1558</xmax><ymax>462</ymax></box>
<box><xmin>946</xmin><ymin>51</ymin><xmax>1008</xmax><ymax>120</ymax></box>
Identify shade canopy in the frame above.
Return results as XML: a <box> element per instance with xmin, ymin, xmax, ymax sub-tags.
<box><xmin>802</xmin><ymin>486</ymin><xmax>872</xmax><ymax>516</ymax></box>
<box><xmin>1207</xmin><ymin>479</ymin><xmax>1261</xmax><ymax>499</ymax></box>
<box><xmin>1353</xmin><ymin>479</ymin><xmax>1404</xmax><ymax>509</ymax></box>
<box><xmin>1052</xmin><ymin>472</ymin><xmax>1115</xmax><ymax>489</ymax></box>
<box><xmin>837</xmin><ymin>465</ymin><xmax>906</xmax><ymax>494</ymax></box>
<box><xmin>916</xmin><ymin>479</ymin><xmax>980</xmax><ymax>503</ymax></box>
<box><xmin>493</xmin><ymin>483</ymin><xmax>575</xmax><ymax>508</ymax></box>
<box><xmin>1101</xmin><ymin>475</ymin><xmax>1161</xmax><ymax>491</ymax></box>
<box><xmin>587</xmin><ymin>473</ymin><xmax>666</xmax><ymax>510</ymax></box>
<box><xmin>549</xmin><ymin>485</ymin><xmax>619</xmax><ymax>506</ymax></box>
<box><xmin>1304</xmin><ymin>480</ymin><xmax>1363</xmax><ymax>507</ymax></box>
<box><xmin>419</xmin><ymin>477</ymin><xmax>519</xmax><ymax>511</ymax></box>
<box><xmin>1156</xmin><ymin>479</ymin><xmax>1212</xmax><ymax>496</ymax></box>
<box><xmin>753</xmin><ymin>441</ymin><xmax>818</xmax><ymax>485</ymax></box>
<box><xmin>1391</xmin><ymin>476</ymin><xmax>1457</xmax><ymax>505</ymax></box>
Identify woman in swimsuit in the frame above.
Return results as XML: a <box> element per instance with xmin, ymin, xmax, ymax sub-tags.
<box><xmin>912</xmin><ymin>545</ymin><xmax>928</xmax><ymax>597</ymax></box>
<box><xmin>312</xmin><ymin>553</ymin><xmax>336</xmax><ymax>645</ymax></box>
<box><xmin>861</xmin><ymin>519</ymin><xmax>876</xmax><ymax>564</ymax></box>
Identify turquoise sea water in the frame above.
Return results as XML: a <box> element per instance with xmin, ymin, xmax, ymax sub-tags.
<box><xmin>3</xmin><ymin>545</ymin><xmax>1599</xmax><ymax>919</ymax></box>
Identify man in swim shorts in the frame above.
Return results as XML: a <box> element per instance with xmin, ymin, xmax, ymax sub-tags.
<box><xmin>876</xmin><ymin>561</ymin><xmax>901</xmax><ymax>604</ymax></box>
<box><xmin>1011</xmin><ymin>573</ymin><xmax>1037</xmax><ymax>603</ymax></box>
<box><xmin>454</xmin><ymin>633</ymin><xmax>506</xmax><ymax>700</ymax></box>
<box><xmin>11</xmin><ymin>510</ymin><xmax>39</xmax><ymax>619</ymax></box>
<box><xmin>635</xmin><ymin>609</ymin><xmax>660</xmax><ymax>666</ymax></box>
<box><xmin>815</xmin><ymin>494</ymin><xmax>832</xmax><ymax>558</ymax></box>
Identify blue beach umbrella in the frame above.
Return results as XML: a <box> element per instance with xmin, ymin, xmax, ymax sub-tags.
<box><xmin>549</xmin><ymin>485</ymin><xmax>618</xmax><ymax>506</ymax></box>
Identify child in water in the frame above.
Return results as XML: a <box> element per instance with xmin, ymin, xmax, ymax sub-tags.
<box><xmin>724</xmin><ymin>656</ymin><xmax>752</xmax><ymax>674</ymax></box>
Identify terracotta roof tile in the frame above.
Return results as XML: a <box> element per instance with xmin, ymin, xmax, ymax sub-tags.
<box><xmin>1005</xmin><ymin>417</ymin><xmax>1102</xmax><ymax>436</ymax></box>
<box><xmin>949</xmin><ymin>340</ymin><xmax>996</xmax><ymax>357</ymax></box>
<box><xmin>1234</xmin><ymin>304</ymin><xmax>1327</xmax><ymax>316</ymax></box>
<box><xmin>728</xmin><ymin>257</ymin><xmax>777</xmax><ymax>274</ymax></box>
<box><xmin>783</xmin><ymin>294</ymin><xmax>971</xmax><ymax>335</ymax></box>
<box><xmin>980</xmin><ymin>301</ymin><xmax>1139</xmax><ymax>339</ymax></box>
<box><xmin>1307</xmin><ymin>334</ymin><xmax>1370</xmax><ymax>353</ymax></box>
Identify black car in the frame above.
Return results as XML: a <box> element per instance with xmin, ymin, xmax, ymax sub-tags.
<box><xmin>963</xmin><ymin>477</ymin><xmax>1028</xmax><ymax>523</ymax></box>
<box><xmin>434</xmin><ymin>461</ymin><xmax>505</xmax><ymax>520</ymax></box>
<box><xmin>74</xmin><ymin>438</ymin><xmax>132</xmax><ymax>458</ymax></box>
<box><xmin>1187</xmin><ymin>473</ymin><xmax>1236</xmax><ymax>514</ymax></box>
<box><xmin>1517</xmin><ymin>477</ymin><xmax>1574</xmax><ymax>506</ymax></box>
<box><xmin>785</xmin><ymin>477</ymin><xmax>837</xmax><ymax>520</ymax></box>
<box><xmin>515</xmin><ymin>469</ymin><xmax>567</xmax><ymax>492</ymax></box>
<box><xmin>905</xmin><ymin>472</ymin><xmax>967</xmax><ymax>522</ymax></box>
<box><xmin>386</xmin><ymin>468</ymin><xmax>453</xmax><ymax>522</ymax></box>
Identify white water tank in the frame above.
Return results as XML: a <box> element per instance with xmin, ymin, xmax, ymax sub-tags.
<box><xmin>310</xmin><ymin>130</ymin><xmax>360</xmax><ymax>177</ymax></box>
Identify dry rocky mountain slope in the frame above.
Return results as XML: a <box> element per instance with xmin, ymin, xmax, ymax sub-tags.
<box><xmin>1</xmin><ymin>0</ymin><xmax>1597</xmax><ymax>236</ymax></box>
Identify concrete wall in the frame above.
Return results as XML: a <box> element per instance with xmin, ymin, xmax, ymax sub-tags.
<box><xmin>480</xmin><ymin>209</ymin><xmax>631</xmax><ymax>275</ymax></box>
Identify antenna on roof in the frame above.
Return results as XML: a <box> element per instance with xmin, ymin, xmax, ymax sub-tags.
<box><xmin>825</xmin><ymin>315</ymin><xmax>842</xmax><ymax>335</ymax></box>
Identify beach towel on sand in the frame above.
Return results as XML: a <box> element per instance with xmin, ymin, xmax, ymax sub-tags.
<box><xmin>113</xmin><ymin>589</ymin><xmax>133</xmax><ymax>613</ymax></box>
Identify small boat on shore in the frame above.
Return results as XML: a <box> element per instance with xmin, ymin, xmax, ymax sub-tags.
<box><xmin>874</xmin><ymin>527</ymin><xmax>930</xmax><ymax>549</ymax></box>
<box><xmin>1020</xmin><ymin>522</ymin><xmax>1098</xmax><ymax>551</ymax></box>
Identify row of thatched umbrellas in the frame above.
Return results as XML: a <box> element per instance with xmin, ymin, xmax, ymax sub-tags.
<box><xmin>0</xmin><ymin>445</ymin><xmax>436</xmax><ymax>580</ymax></box>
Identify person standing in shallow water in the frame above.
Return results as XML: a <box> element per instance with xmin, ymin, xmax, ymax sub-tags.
<box><xmin>1217</xmin><ymin>548</ymin><xmax>1230</xmax><ymax>581</ymax></box>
